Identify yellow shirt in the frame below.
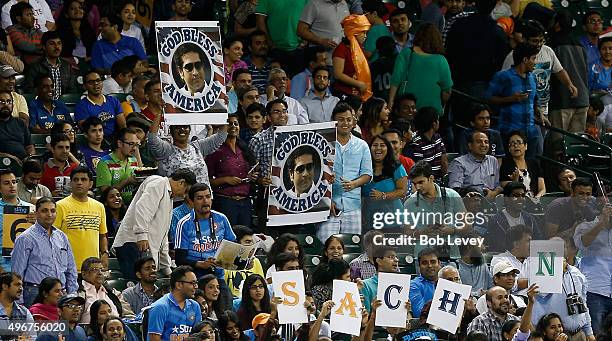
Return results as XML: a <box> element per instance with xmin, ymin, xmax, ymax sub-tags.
<box><xmin>54</xmin><ymin>196</ymin><xmax>107</xmax><ymax>272</ymax></box>
<box><xmin>224</xmin><ymin>258</ymin><xmax>265</xmax><ymax>297</ymax></box>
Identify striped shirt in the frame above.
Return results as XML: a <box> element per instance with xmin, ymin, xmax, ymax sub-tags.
<box><xmin>404</xmin><ymin>132</ymin><xmax>446</xmax><ymax>179</ymax></box>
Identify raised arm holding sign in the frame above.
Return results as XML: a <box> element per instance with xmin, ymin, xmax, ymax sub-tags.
<box><xmin>528</xmin><ymin>240</ymin><xmax>564</xmax><ymax>293</ymax></box>
<box><xmin>271</xmin><ymin>270</ymin><xmax>308</xmax><ymax>324</ymax></box>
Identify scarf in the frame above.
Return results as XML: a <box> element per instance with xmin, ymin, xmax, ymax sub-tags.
<box><xmin>342</xmin><ymin>15</ymin><xmax>372</xmax><ymax>101</ymax></box>
<box><xmin>29</xmin><ymin>303</ymin><xmax>60</xmax><ymax>321</ymax></box>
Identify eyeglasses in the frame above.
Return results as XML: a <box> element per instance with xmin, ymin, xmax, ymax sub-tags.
<box><xmin>588</xmin><ymin>19</ymin><xmax>603</xmax><ymax>24</ymax></box>
<box><xmin>86</xmin><ymin>78</ymin><xmax>102</xmax><ymax>85</ymax></box>
<box><xmin>63</xmin><ymin>129</ymin><xmax>75</xmax><ymax>134</ymax></box>
<box><xmin>249</xmin><ymin>284</ymin><xmax>266</xmax><ymax>290</ymax></box>
<box><xmin>178</xmin><ymin>280</ymin><xmax>198</xmax><ymax>286</ymax></box>
<box><xmin>227</xmin><ymin>121</ymin><xmax>239</xmax><ymax>127</ymax></box>
<box><xmin>121</xmin><ymin>140</ymin><xmax>141</xmax><ymax>147</ymax></box>
<box><xmin>182</xmin><ymin>61</ymin><xmax>204</xmax><ymax>72</ymax></box>
<box><xmin>88</xmin><ymin>267</ymin><xmax>105</xmax><ymax>273</ymax></box>
<box><xmin>271</xmin><ymin>109</ymin><xmax>288</xmax><ymax>115</ymax></box>
<box><xmin>0</xmin><ymin>99</ymin><xmax>13</xmax><ymax>105</ymax></box>
<box><xmin>509</xmin><ymin>140</ymin><xmax>525</xmax><ymax>146</ymax></box>
<box><xmin>294</xmin><ymin>163</ymin><xmax>314</xmax><ymax>174</ymax></box>
<box><xmin>64</xmin><ymin>304</ymin><xmax>83</xmax><ymax>309</ymax></box>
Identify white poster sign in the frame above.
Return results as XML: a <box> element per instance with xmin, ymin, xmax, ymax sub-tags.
<box><xmin>528</xmin><ymin>240</ymin><xmax>565</xmax><ymax>293</ymax></box>
<box><xmin>426</xmin><ymin>279</ymin><xmax>472</xmax><ymax>334</ymax></box>
<box><xmin>271</xmin><ymin>270</ymin><xmax>308</xmax><ymax>324</ymax></box>
<box><xmin>375</xmin><ymin>272</ymin><xmax>411</xmax><ymax>328</ymax></box>
<box><xmin>330</xmin><ymin>280</ymin><xmax>362</xmax><ymax>336</ymax></box>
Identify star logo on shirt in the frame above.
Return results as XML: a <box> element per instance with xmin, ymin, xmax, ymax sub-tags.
<box><xmin>193</xmin><ymin>237</ymin><xmax>200</xmax><ymax>245</ymax></box>
<box><xmin>172</xmin><ymin>326</ymin><xmax>179</xmax><ymax>334</ymax></box>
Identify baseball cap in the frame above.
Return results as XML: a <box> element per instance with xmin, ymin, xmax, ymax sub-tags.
<box><xmin>57</xmin><ymin>293</ymin><xmax>86</xmax><ymax>307</ymax></box>
<box><xmin>251</xmin><ymin>313</ymin><xmax>270</xmax><ymax>330</ymax></box>
<box><xmin>126</xmin><ymin>112</ymin><xmax>153</xmax><ymax>130</ymax></box>
<box><xmin>0</xmin><ymin>65</ymin><xmax>17</xmax><ymax>78</ymax></box>
<box><xmin>492</xmin><ymin>261</ymin><xmax>520</xmax><ymax>276</ymax></box>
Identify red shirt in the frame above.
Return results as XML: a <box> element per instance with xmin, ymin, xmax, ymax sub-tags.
<box><xmin>332</xmin><ymin>42</ymin><xmax>358</xmax><ymax>97</ymax></box>
<box><xmin>205</xmin><ymin>142</ymin><xmax>252</xmax><ymax>197</ymax></box>
<box><xmin>142</xmin><ymin>107</ymin><xmax>164</xmax><ymax>128</ymax></box>
<box><xmin>399</xmin><ymin>155</ymin><xmax>415</xmax><ymax>175</ymax></box>
<box><xmin>40</xmin><ymin>159</ymin><xmax>79</xmax><ymax>192</ymax></box>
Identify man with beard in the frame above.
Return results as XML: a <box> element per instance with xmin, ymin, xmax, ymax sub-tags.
<box><xmin>0</xmin><ymin>272</ymin><xmax>36</xmax><ymax>339</ymax></box>
<box><xmin>458</xmin><ymin>233</ymin><xmax>493</xmax><ymax>296</ymax></box>
<box><xmin>148</xmin><ymin>266</ymin><xmax>203</xmax><ymax>341</ymax></box>
<box><xmin>545</xmin><ymin>177</ymin><xmax>599</xmax><ymax>239</ymax></box>
<box><xmin>96</xmin><ymin>128</ymin><xmax>140</xmax><ymax>204</ymax></box>
<box><xmin>299</xmin><ymin>66</ymin><xmax>339</xmax><ymax>123</ymax></box>
<box><xmin>486</xmin><ymin>182</ymin><xmax>542</xmax><ymax>252</ymax></box>
<box><xmin>228</xmin><ymin>69</ymin><xmax>253</xmax><ymax>114</ymax></box>
<box><xmin>174</xmin><ymin>43</ymin><xmax>208</xmax><ymax>96</ymax></box>
<box><xmin>169</xmin><ymin>0</ymin><xmax>192</xmax><ymax>21</ymax></box>
<box><xmin>122</xmin><ymin>257</ymin><xmax>158</xmax><ymax>314</ymax></box>
<box><xmin>0</xmin><ymin>66</ymin><xmax>29</xmax><ymax>125</ymax></box>
<box><xmin>389</xmin><ymin>8</ymin><xmax>413</xmax><ymax>53</ymax></box>
<box><xmin>409</xmin><ymin>247</ymin><xmax>441</xmax><ymax>317</ymax></box>
<box><xmin>557</xmin><ymin>168</ymin><xmax>576</xmax><ymax>196</ymax></box>
<box><xmin>448</xmin><ymin>131</ymin><xmax>502</xmax><ymax>198</ymax></box>
<box><xmin>468</xmin><ymin>285</ymin><xmax>520</xmax><ymax>341</ymax></box>
<box><xmin>475</xmin><ymin>261</ymin><xmax>527</xmax><ymax>315</ymax></box>
<box><xmin>16</xmin><ymin>159</ymin><xmax>51</xmax><ymax>203</ymax></box>
<box><xmin>244</xmin><ymin>31</ymin><xmax>271</xmax><ymax>94</ymax></box>
<box><xmin>75</xmin><ymin>71</ymin><xmax>126</xmax><ymax>140</ymax></box>
<box><xmin>36</xmin><ymin>294</ymin><xmax>87</xmax><ymax>341</ymax></box>
<box><xmin>174</xmin><ymin>183</ymin><xmax>236</xmax><ymax>279</ymax></box>
<box><xmin>287</xmin><ymin>146</ymin><xmax>317</xmax><ymax>198</ymax></box>
<box><xmin>40</xmin><ymin>133</ymin><xmax>79</xmax><ymax>196</ymax></box>
<box><xmin>6</xmin><ymin>2</ymin><xmax>43</xmax><ymax>64</ymax></box>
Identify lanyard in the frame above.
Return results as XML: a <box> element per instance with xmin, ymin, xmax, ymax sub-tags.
<box><xmin>194</xmin><ymin>214</ymin><xmax>216</xmax><ymax>251</ymax></box>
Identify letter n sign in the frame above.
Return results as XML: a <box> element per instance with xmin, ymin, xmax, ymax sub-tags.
<box><xmin>437</xmin><ymin>290</ymin><xmax>462</xmax><ymax>316</ymax></box>
<box><xmin>536</xmin><ymin>252</ymin><xmax>555</xmax><ymax>276</ymax></box>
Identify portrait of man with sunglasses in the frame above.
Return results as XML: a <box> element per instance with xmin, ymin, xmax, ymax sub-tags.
<box><xmin>286</xmin><ymin>146</ymin><xmax>319</xmax><ymax>198</ymax></box>
<box><xmin>174</xmin><ymin>43</ymin><xmax>210</xmax><ymax>96</ymax></box>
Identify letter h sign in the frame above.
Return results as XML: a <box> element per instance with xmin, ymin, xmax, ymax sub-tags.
<box><xmin>437</xmin><ymin>290</ymin><xmax>462</xmax><ymax>316</ymax></box>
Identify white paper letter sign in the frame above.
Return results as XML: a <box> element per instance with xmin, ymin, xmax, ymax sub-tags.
<box><xmin>330</xmin><ymin>280</ymin><xmax>363</xmax><ymax>336</ymax></box>
<box><xmin>529</xmin><ymin>240</ymin><xmax>564</xmax><ymax>293</ymax></box>
<box><xmin>271</xmin><ymin>270</ymin><xmax>308</xmax><ymax>324</ymax></box>
<box><xmin>426</xmin><ymin>278</ymin><xmax>472</xmax><ymax>334</ymax></box>
<box><xmin>375</xmin><ymin>272</ymin><xmax>411</xmax><ymax>328</ymax></box>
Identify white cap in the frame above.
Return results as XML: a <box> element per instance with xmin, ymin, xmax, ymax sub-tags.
<box><xmin>492</xmin><ymin>261</ymin><xmax>520</xmax><ymax>276</ymax></box>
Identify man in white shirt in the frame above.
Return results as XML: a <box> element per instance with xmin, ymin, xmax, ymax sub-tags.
<box><xmin>261</xmin><ymin>68</ymin><xmax>309</xmax><ymax>125</ymax></box>
<box><xmin>1</xmin><ymin>0</ymin><xmax>54</xmax><ymax>32</ymax></box>
<box><xmin>112</xmin><ymin>169</ymin><xmax>196</xmax><ymax>279</ymax></box>
<box><xmin>490</xmin><ymin>225</ymin><xmax>531</xmax><ymax>296</ymax></box>
<box><xmin>102</xmin><ymin>58</ymin><xmax>133</xmax><ymax>95</ymax></box>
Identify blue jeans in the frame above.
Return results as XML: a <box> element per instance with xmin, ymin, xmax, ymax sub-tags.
<box><xmin>22</xmin><ymin>284</ymin><xmax>38</xmax><ymax>308</ymax></box>
<box><xmin>212</xmin><ymin>196</ymin><xmax>252</xmax><ymax>227</ymax></box>
<box><xmin>115</xmin><ymin>242</ymin><xmax>144</xmax><ymax>281</ymax></box>
<box><xmin>587</xmin><ymin>292</ymin><xmax>612</xmax><ymax>335</ymax></box>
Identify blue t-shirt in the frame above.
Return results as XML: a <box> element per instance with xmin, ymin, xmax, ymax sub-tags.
<box><xmin>362</xmin><ymin>164</ymin><xmax>407</xmax><ymax>228</ymax></box>
<box><xmin>486</xmin><ymin>68</ymin><xmax>537</xmax><ymax>134</ymax></box>
<box><xmin>147</xmin><ymin>293</ymin><xmax>202</xmax><ymax>341</ymax></box>
<box><xmin>91</xmin><ymin>35</ymin><xmax>147</xmax><ymax>70</ymax></box>
<box><xmin>78</xmin><ymin>145</ymin><xmax>109</xmax><ymax>175</ymax></box>
<box><xmin>174</xmin><ymin>210</ymin><xmax>237</xmax><ymax>277</ymax></box>
<box><xmin>74</xmin><ymin>96</ymin><xmax>123</xmax><ymax>137</ymax></box>
<box><xmin>28</xmin><ymin>99</ymin><xmax>73</xmax><ymax>130</ymax></box>
<box><xmin>588</xmin><ymin>63</ymin><xmax>611</xmax><ymax>93</ymax></box>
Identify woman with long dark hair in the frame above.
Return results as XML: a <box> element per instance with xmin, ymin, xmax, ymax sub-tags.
<box><xmin>29</xmin><ymin>277</ymin><xmax>62</xmax><ymax>321</ymax></box>
<box><xmin>50</xmin><ymin>121</ymin><xmax>83</xmax><ymax>164</ymax></box>
<box><xmin>359</xmin><ymin>97</ymin><xmax>391</xmax><ymax>144</ymax></box>
<box><xmin>199</xmin><ymin>275</ymin><xmax>226</xmax><ymax>321</ymax></box>
<box><xmin>218</xmin><ymin>310</ymin><xmax>249</xmax><ymax>341</ymax></box>
<box><xmin>99</xmin><ymin>187</ymin><xmax>127</xmax><ymax>237</ymax></box>
<box><xmin>265</xmin><ymin>233</ymin><xmax>305</xmax><ymax>281</ymax></box>
<box><xmin>362</xmin><ymin>135</ymin><xmax>408</xmax><ymax>230</ymax></box>
<box><xmin>223</xmin><ymin>37</ymin><xmax>248</xmax><ymax>87</ymax></box>
<box><xmin>100</xmin><ymin>316</ymin><xmax>139</xmax><ymax>341</ymax></box>
<box><xmin>535</xmin><ymin>313</ymin><xmax>567</xmax><ymax>341</ymax></box>
<box><xmin>55</xmin><ymin>0</ymin><xmax>97</xmax><ymax>59</ymax></box>
<box><xmin>87</xmin><ymin>300</ymin><xmax>113</xmax><ymax>340</ymax></box>
<box><xmin>236</xmin><ymin>274</ymin><xmax>271</xmax><ymax>331</ymax></box>
<box><xmin>310</xmin><ymin>258</ymin><xmax>350</xmax><ymax>309</ymax></box>
<box><xmin>310</xmin><ymin>236</ymin><xmax>345</xmax><ymax>290</ymax></box>
<box><xmin>206</xmin><ymin>113</ymin><xmax>257</xmax><ymax>227</ymax></box>
<box><xmin>389</xmin><ymin>23</ymin><xmax>452</xmax><ymax>116</ymax></box>
<box><xmin>500</xmin><ymin>130</ymin><xmax>546</xmax><ymax>197</ymax></box>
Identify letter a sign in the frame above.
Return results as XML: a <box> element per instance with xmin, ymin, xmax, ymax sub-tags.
<box><xmin>426</xmin><ymin>278</ymin><xmax>472</xmax><ymax>334</ymax></box>
<box><xmin>375</xmin><ymin>272</ymin><xmax>411</xmax><ymax>328</ymax></box>
<box><xmin>528</xmin><ymin>240</ymin><xmax>564</xmax><ymax>293</ymax></box>
<box><xmin>331</xmin><ymin>280</ymin><xmax>362</xmax><ymax>336</ymax></box>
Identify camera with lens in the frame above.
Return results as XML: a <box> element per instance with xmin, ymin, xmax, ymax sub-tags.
<box><xmin>566</xmin><ymin>293</ymin><xmax>587</xmax><ymax>315</ymax></box>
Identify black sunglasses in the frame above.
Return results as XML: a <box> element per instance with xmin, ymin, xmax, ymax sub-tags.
<box><xmin>182</xmin><ymin>61</ymin><xmax>204</xmax><ymax>72</ymax></box>
<box><xmin>294</xmin><ymin>163</ymin><xmax>314</xmax><ymax>173</ymax></box>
